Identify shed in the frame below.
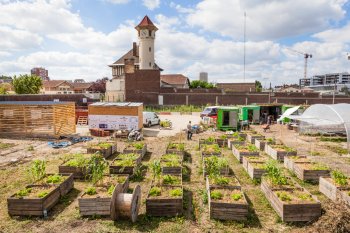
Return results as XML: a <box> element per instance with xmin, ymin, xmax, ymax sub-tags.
<box><xmin>0</xmin><ymin>101</ymin><xmax>76</xmax><ymax>139</ymax></box>
<box><xmin>88</xmin><ymin>102</ymin><xmax>143</xmax><ymax>130</ymax></box>
<box><xmin>216</xmin><ymin>107</ymin><xmax>239</xmax><ymax>131</ymax></box>
<box><xmin>239</xmin><ymin>105</ymin><xmax>260</xmax><ymax>124</ymax></box>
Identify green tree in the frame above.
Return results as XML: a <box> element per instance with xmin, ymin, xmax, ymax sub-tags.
<box><xmin>0</xmin><ymin>83</ymin><xmax>12</xmax><ymax>94</ymax></box>
<box><xmin>255</xmin><ymin>80</ymin><xmax>262</xmax><ymax>92</ymax></box>
<box><xmin>190</xmin><ymin>80</ymin><xmax>215</xmax><ymax>89</ymax></box>
<box><xmin>12</xmin><ymin>74</ymin><xmax>43</xmax><ymax>94</ymax></box>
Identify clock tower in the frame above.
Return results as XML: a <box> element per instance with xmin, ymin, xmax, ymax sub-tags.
<box><xmin>135</xmin><ymin>16</ymin><xmax>158</xmax><ymax>70</ymax></box>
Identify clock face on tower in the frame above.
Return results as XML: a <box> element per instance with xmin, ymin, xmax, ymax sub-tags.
<box><xmin>140</xmin><ymin>29</ymin><xmax>148</xmax><ymax>37</ymax></box>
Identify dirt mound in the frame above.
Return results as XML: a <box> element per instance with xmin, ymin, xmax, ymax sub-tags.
<box><xmin>307</xmin><ymin>202</ymin><xmax>350</xmax><ymax>233</ymax></box>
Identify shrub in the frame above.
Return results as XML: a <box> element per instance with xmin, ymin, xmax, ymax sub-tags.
<box><xmin>85</xmin><ymin>187</ymin><xmax>97</xmax><ymax>195</ymax></box>
<box><xmin>37</xmin><ymin>191</ymin><xmax>49</xmax><ymax>198</ymax></box>
<box><xmin>231</xmin><ymin>193</ymin><xmax>242</xmax><ymax>201</ymax></box>
<box><xmin>331</xmin><ymin>170</ymin><xmax>348</xmax><ymax>186</ymax></box>
<box><xmin>46</xmin><ymin>174</ymin><xmax>63</xmax><ymax>184</ymax></box>
<box><xmin>149</xmin><ymin>187</ymin><xmax>161</xmax><ymax>197</ymax></box>
<box><xmin>169</xmin><ymin>188</ymin><xmax>182</xmax><ymax>197</ymax></box>
<box><xmin>210</xmin><ymin>190</ymin><xmax>223</xmax><ymax>200</ymax></box>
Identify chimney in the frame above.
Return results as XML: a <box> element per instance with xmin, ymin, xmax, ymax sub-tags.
<box><xmin>133</xmin><ymin>42</ymin><xmax>137</xmax><ymax>56</ymax></box>
<box><xmin>124</xmin><ymin>58</ymin><xmax>135</xmax><ymax>74</ymax></box>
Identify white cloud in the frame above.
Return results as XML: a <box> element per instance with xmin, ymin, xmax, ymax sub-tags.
<box><xmin>169</xmin><ymin>2</ymin><xmax>194</xmax><ymax>14</ymax></box>
<box><xmin>0</xmin><ymin>26</ymin><xmax>43</xmax><ymax>51</ymax></box>
<box><xmin>314</xmin><ymin>21</ymin><xmax>350</xmax><ymax>43</ymax></box>
<box><xmin>142</xmin><ymin>0</ymin><xmax>160</xmax><ymax>10</ymax></box>
<box><xmin>186</xmin><ymin>0</ymin><xmax>346</xmax><ymax>40</ymax></box>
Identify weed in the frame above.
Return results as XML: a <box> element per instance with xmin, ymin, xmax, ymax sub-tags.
<box><xmin>210</xmin><ymin>190</ymin><xmax>223</xmax><ymax>200</ymax></box>
<box><xmin>169</xmin><ymin>188</ymin><xmax>182</xmax><ymax>197</ymax></box>
<box><xmin>149</xmin><ymin>187</ymin><xmax>161</xmax><ymax>196</ymax></box>
<box><xmin>85</xmin><ymin>187</ymin><xmax>97</xmax><ymax>195</ymax></box>
<box><xmin>231</xmin><ymin>193</ymin><xmax>242</xmax><ymax>201</ymax></box>
<box><xmin>199</xmin><ymin>189</ymin><xmax>208</xmax><ymax>204</ymax></box>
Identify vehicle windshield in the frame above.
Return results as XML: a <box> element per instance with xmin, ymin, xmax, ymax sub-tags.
<box><xmin>202</xmin><ymin>108</ymin><xmax>212</xmax><ymax>113</ymax></box>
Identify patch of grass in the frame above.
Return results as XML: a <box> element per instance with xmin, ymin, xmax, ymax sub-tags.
<box><xmin>310</xmin><ymin>151</ymin><xmax>325</xmax><ymax>156</ymax></box>
<box><xmin>199</xmin><ymin>189</ymin><xmax>208</xmax><ymax>204</ymax></box>
<box><xmin>27</xmin><ymin>145</ymin><xmax>34</xmax><ymax>151</ymax></box>
<box><xmin>320</xmin><ymin>136</ymin><xmax>347</xmax><ymax>143</ymax></box>
<box><xmin>0</xmin><ymin>142</ymin><xmax>15</xmax><ymax>150</ymax></box>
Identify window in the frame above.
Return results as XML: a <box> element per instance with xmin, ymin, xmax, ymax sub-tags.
<box><xmin>149</xmin><ymin>47</ymin><xmax>151</xmax><ymax>52</ymax></box>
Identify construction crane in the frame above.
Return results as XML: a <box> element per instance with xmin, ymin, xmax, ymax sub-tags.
<box><xmin>286</xmin><ymin>48</ymin><xmax>312</xmax><ymax>79</ymax></box>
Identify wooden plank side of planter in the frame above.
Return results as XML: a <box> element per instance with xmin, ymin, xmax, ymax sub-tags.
<box><xmin>247</xmin><ymin>135</ymin><xmax>265</xmax><ymax>144</ymax></box>
<box><xmin>255</xmin><ymin>139</ymin><xmax>266</xmax><ymax>151</ymax></box>
<box><xmin>339</xmin><ymin>190</ymin><xmax>350</xmax><ymax>206</ymax></box>
<box><xmin>227</xmin><ymin>140</ymin><xmax>245</xmax><ymax>149</ymax></box>
<box><xmin>87</xmin><ymin>147</ymin><xmax>112</xmax><ymax>159</ymax></box>
<box><xmin>109</xmin><ymin>165</ymin><xmax>136</xmax><ymax>175</ymax></box>
<box><xmin>123</xmin><ymin>144</ymin><xmax>147</xmax><ymax>159</ymax></box>
<box><xmin>205</xmin><ymin>176</ymin><xmax>241</xmax><ymax>190</ymax></box>
<box><xmin>57</xmin><ymin>173</ymin><xmax>74</xmax><ymax>196</ymax></box>
<box><xmin>294</xmin><ymin>164</ymin><xmax>330</xmax><ymax>182</ymax></box>
<box><xmin>216</xmin><ymin>138</ymin><xmax>227</xmax><ymax>147</ymax></box>
<box><xmin>58</xmin><ymin>165</ymin><xmax>88</xmax><ymax>179</ymax></box>
<box><xmin>319</xmin><ymin>177</ymin><xmax>338</xmax><ymax>201</ymax></box>
<box><xmin>78</xmin><ymin>197</ymin><xmax>111</xmax><ymax>216</ymax></box>
<box><xmin>8</xmin><ymin>185</ymin><xmax>61</xmax><ymax>216</ymax></box>
<box><xmin>161</xmin><ymin>166</ymin><xmax>182</xmax><ymax>175</ymax></box>
<box><xmin>232</xmin><ymin>147</ymin><xmax>259</xmax><ymax>163</ymax></box>
<box><xmin>246</xmin><ymin>162</ymin><xmax>266</xmax><ymax>180</ymax></box>
<box><xmin>201</xmin><ymin>151</ymin><xmax>221</xmax><ymax>159</ymax></box>
<box><xmin>266</xmin><ymin>145</ymin><xmax>297</xmax><ymax>162</ymax></box>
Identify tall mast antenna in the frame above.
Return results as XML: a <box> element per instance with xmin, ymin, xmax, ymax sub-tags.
<box><xmin>243</xmin><ymin>11</ymin><xmax>246</xmax><ymax>83</ymax></box>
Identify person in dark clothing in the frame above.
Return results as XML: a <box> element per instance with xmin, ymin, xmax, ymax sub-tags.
<box><xmin>187</xmin><ymin>121</ymin><xmax>192</xmax><ymax>140</ymax></box>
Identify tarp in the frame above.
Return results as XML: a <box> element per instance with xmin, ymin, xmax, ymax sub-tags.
<box><xmin>277</xmin><ymin>105</ymin><xmax>300</xmax><ymax>122</ymax></box>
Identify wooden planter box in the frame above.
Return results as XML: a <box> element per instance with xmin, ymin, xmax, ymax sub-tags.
<box><xmin>232</xmin><ymin>146</ymin><xmax>259</xmax><ymax>163</ymax></box>
<box><xmin>206</xmin><ymin>176</ymin><xmax>241</xmax><ymax>190</ymax></box>
<box><xmin>247</xmin><ymin>134</ymin><xmax>265</xmax><ymax>144</ymax></box>
<box><xmin>255</xmin><ymin>139</ymin><xmax>269</xmax><ymax>151</ymax></box>
<box><xmin>294</xmin><ymin>163</ymin><xmax>330</xmax><ymax>182</ymax></box>
<box><xmin>265</xmin><ymin>144</ymin><xmax>297</xmax><ymax>162</ymax></box>
<box><xmin>35</xmin><ymin>173</ymin><xmax>74</xmax><ymax>196</ymax></box>
<box><xmin>216</xmin><ymin>138</ymin><xmax>227</xmax><ymax>147</ymax></box>
<box><xmin>109</xmin><ymin>161</ymin><xmax>138</xmax><ymax>175</ymax></box>
<box><xmin>8</xmin><ymin>185</ymin><xmax>61</xmax><ymax>216</ymax></box>
<box><xmin>284</xmin><ymin>156</ymin><xmax>308</xmax><ymax>172</ymax></box>
<box><xmin>166</xmin><ymin>147</ymin><xmax>185</xmax><ymax>157</ymax></box>
<box><xmin>87</xmin><ymin>146</ymin><xmax>112</xmax><ymax>159</ymax></box>
<box><xmin>108</xmin><ymin>174</ymin><xmax>129</xmax><ymax>193</ymax></box>
<box><xmin>161</xmin><ymin>164</ymin><xmax>182</xmax><ymax>175</ymax></box>
<box><xmin>339</xmin><ymin>189</ymin><xmax>350</xmax><ymax>206</ymax></box>
<box><xmin>319</xmin><ymin>177</ymin><xmax>350</xmax><ymax>201</ymax></box>
<box><xmin>58</xmin><ymin>164</ymin><xmax>89</xmax><ymax>179</ymax></box>
<box><xmin>227</xmin><ymin>139</ymin><xmax>245</xmax><ymax>149</ymax></box>
<box><xmin>244</xmin><ymin>161</ymin><xmax>266</xmax><ymax>180</ymax></box>
<box><xmin>123</xmin><ymin>143</ymin><xmax>147</xmax><ymax>159</ymax></box>
<box><xmin>202</xmin><ymin>160</ymin><xmax>229</xmax><ymax>178</ymax></box>
<box><xmin>261</xmin><ymin>179</ymin><xmax>321</xmax><ymax>222</ymax></box>
<box><xmin>146</xmin><ymin>185</ymin><xmax>183</xmax><ymax>217</ymax></box>
<box><xmin>207</xmin><ymin>182</ymin><xmax>248</xmax><ymax>221</ymax></box>
<box><xmin>201</xmin><ymin>151</ymin><xmax>221</xmax><ymax>159</ymax></box>
<box><xmin>198</xmin><ymin>139</ymin><xmax>216</xmax><ymax>147</ymax></box>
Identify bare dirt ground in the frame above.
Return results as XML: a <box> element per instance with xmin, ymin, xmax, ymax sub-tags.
<box><xmin>0</xmin><ymin>122</ymin><xmax>349</xmax><ymax>233</ymax></box>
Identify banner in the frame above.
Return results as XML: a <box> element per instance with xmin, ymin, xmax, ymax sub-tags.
<box><xmin>88</xmin><ymin>115</ymin><xmax>139</xmax><ymax>130</ymax></box>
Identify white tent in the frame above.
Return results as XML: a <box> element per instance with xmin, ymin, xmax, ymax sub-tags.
<box><xmin>290</xmin><ymin>104</ymin><xmax>350</xmax><ymax>151</ymax></box>
<box><xmin>277</xmin><ymin>105</ymin><xmax>300</xmax><ymax>122</ymax></box>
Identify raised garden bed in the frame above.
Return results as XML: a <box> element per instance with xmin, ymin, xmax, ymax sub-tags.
<box><xmin>201</xmin><ymin>144</ymin><xmax>221</xmax><ymax>158</ymax></box>
<box><xmin>319</xmin><ymin>171</ymin><xmax>350</xmax><ymax>201</ymax></box>
<box><xmin>207</xmin><ymin>185</ymin><xmax>248</xmax><ymax>221</ymax></box>
<box><xmin>242</xmin><ymin>158</ymin><xmax>266</xmax><ymax>180</ymax></box>
<box><xmin>339</xmin><ymin>190</ymin><xmax>350</xmax><ymax>206</ymax></box>
<box><xmin>261</xmin><ymin>177</ymin><xmax>321</xmax><ymax>222</ymax></box>
<box><xmin>87</xmin><ymin>142</ymin><xmax>116</xmax><ymax>158</ymax></box>
<box><xmin>227</xmin><ymin>138</ymin><xmax>245</xmax><ymax>149</ymax></box>
<box><xmin>161</xmin><ymin>174</ymin><xmax>182</xmax><ymax>186</ymax></box>
<box><xmin>265</xmin><ymin>144</ymin><xmax>297</xmax><ymax>162</ymax></box>
<box><xmin>34</xmin><ymin>173</ymin><xmax>74</xmax><ymax>196</ymax></box>
<box><xmin>294</xmin><ymin>162</ymin><xmax>330</xmax><ymax>182</ymax></box>
<box><xmin>255</xmin><ymin>138</ymin><xmax>275</xmax><ymax>151</ymax></box>
<box><xmin>8</xmin><ymin>184</ymin><xmax>61</xmax><ymax>216</ymax></box>
<box><xmin>109</xmin><ymin>153</ymin><xmax>141</xmax><ymax>175</ymax></box>
<box><xmin>203</xmin><ymin>156</ymin><xmax>229</xmax><ymax>178</ymax></box>
<box><xmin>199</xmin><ymin>137</ymin><xmax>217</xmax><ymax>147</ymax></box>
<box><xmin>247</xmin><ymin>133</ymin><xmax>265</xmax><ymax>144</ymax></box>
<box><xmin>59</xmin><ymin>154</ymin><xmax>92</xmax><ymax>179</ymax></box>
<box><xmin>206</xmin><ymin>175</ymin><xmax>241</xmax><ymax>190</ymax></box>
<box><xmin>242</xmin><ymin>156</ymin><xmax>267</xmax><ymax>171</ymax></box>
<box><xmin>232</xmin><ymin>144</ymin><xmax>259</xmax><ymax>163</ymax></box>
<box><xmin>123</xmin><ymin>142</ymin><xmax>147</xmax><ymax>159</ymax></box>
<box><xmin>161</xmin><ymin>154</ymin><xmax>182</xmax><ymax>175</ymax></box>
<box><xmin>146</xmin><ymin>185</ymin><xmax>183</xmax><ymax>216</ymax></box>
<box><xmin>284</xmin><ymin>156</ymin><xmax>308</xmax><ymax>172</ymax></box>
<box><xmin>216</xmin><ymin>135</ymin><xmax>229</xmax><ymax>147</ymax></box>
<box><xmin>166</xmin><ymin>143</ymin><xmax>185</xmax><ymax>156</ymax></box>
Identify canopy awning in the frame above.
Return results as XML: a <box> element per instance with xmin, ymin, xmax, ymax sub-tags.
<box><xmin>277</xmin><ymin>105</ymin><xmax>300</xmax><ymax>122</ymax></box>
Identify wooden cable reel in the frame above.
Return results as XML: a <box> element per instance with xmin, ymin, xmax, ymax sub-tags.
<box><xmin>110</xmin><ymin>184</ymin><xmax>141</xmax><ymax>222</ymax></box>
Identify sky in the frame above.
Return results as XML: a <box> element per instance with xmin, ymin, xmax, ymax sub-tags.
<box><xmin>1</xmin><ymin>0</ymin><xmax>350</xmax><ymax>86</ymax></box>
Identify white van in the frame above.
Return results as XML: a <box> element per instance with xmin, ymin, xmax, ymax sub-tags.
<box><xmin>143</xmin><ymin>112</ymin><xmax>160</xmax><ymax>127</ymax></box>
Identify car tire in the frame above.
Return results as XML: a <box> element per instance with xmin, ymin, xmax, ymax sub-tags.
<box><xmin>148</xmin><ymin>121</ymin><xmax>152</xmax><ymax>127</ymax></box>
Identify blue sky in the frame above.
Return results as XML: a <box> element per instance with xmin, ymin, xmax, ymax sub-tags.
<box><xmin>1</xmin><ymin>0</ymin><xmax>350</xmax><ymax>86</ymax></box>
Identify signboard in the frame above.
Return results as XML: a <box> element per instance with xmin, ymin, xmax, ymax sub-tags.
<box><xmin>88</xmin><ymin>115</ymin><xmax>139</xmax><ymax>130</ymax></box>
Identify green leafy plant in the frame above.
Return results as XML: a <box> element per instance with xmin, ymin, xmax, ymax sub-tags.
<box><xmin>202</xmin><ymin>144</ymin><xmax>220</xmax><ymax>153</ymax></box>
<box><xmin>204</xmin><ymin>156</ymin><xmax>228</xmax><ymax>177</ymax></box>
<box><xmin>27</xmin><ymin>145</ymin><xmax>34</xmax><ymax>151</ymax></box>
<box><xmin>296</xmin><ymin>192</ymin><xmax>313</xmax><ymax>201</ymax></box>
<box><xmin>149</xmin><ymin>187</ymin><xmax>161</xmax><ymax>197</ymax></box>
<box><xmin>231</xmin><ymin>193</ymin><xmax>243</xmax><ymax>201</ymax></box>
<box><xmin>276</xmin><ymin>191</ymin><xmax>292</xmax><ymax>202</ymax></box>
<box><xmin>205</xmin><ymin>137</ymin><xmax>216</xmax><ymax>143</ymax></box>
<box><xmin>162</xmin><ymin>175</ymin><xmax>181</xmax><ymax>185</ymax></box>
<box><xmin>331</xmin><ymin>170</ymin><xmax>348</xmax><ymax>186</ymax></box>
<box><xmin>236</xmin><ymin>144</ymin><xmax>258</xmax><ymax>152</ymax></box>
<box><xmin>113</xmin><ymin>158</ymin><xmax>135</xmax><ymax>167</ymax></box>
<box><xmin>213</xmin><ymin>176</ymin><xmax>230</xmax><ymax>185</ymax></box>
<box><xmin>96</xmin><ymin>142</ymin><xmax>112</xmax><ymax>149</ymax></box>
<box><xmin>310</xmin><ymin>163</ymin><xmax>329</xmax><ymax>171</ymax></box>
<box><xmin>117</xmin><ymin>153</ymin><xmax>139</xmax><ymax>160</ymax></box>
<box><xmin>37</xmin><ymin>191</ymin><xmax>49</xmax><ymax>198</ymax></box>
<box><xmin>85</xmin><ymin>186</ymin><xmax>97</xmax><ymax>195</ymax></box>
<box><xmin>88</xmin><ymin>154</ymin><xmax>108</xmax><ymax>185</ymax></box>
<box><xmin>264</xmin><ymin>160</ymin><xmax>288</xmax><ymax>186</ymax></box>
<box><xmin>46</xmin><ymin>174</ymin><xmax>63</xmax><ymax>184</ymax></box>
<box><xmin>28</xmin><ymin>160</ymin><xmax>46</xmax><ymax>182</ymax></box>
<box><xmin>132</xmin><ymin>142</ymin><xmax>144</xmax><ymax>149</ymax></box>
<box><xmin>15</xmin><ymin>187</ymin><xmax>32</xmax><ymax>197</ymax></box>
<box><xmin>64</xmin><ymin>154</ymin><xmax>90</xmax><ymax>167</ymax></box>
<box><xmin>169</xmin><ymin>188</ymin><xmax>182</xmax><ymax>197</ymax></box>
<box><xmin>220</xmin><ymin>135</ymin><xmax>228</xmax><ymax>140</ymax></box>
<box><xmin>266</xmin><ymin>138</ymin><xmax>275</xmax><ymax>143</ymax></box>
<box><xmin>150</xmin><ymin>160</ymin><xmax>162</xmax><ymax>184</ymax></box>
<box><xmin>107</xmin><ymin>185</ymin><xmax>115</xmax><ymax>196</ymax></box>
<box><xmin>210</xmin><ymin>190</ymin><xmax>223</xmax><ymax>200</ymax></box>
<box><xmin>168</xmin><ymin>143</ymin><xmax>184</xmax><ymax>151</ymax></box>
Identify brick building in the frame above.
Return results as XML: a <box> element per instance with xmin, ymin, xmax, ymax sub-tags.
<box><xmin>31</xmin><ymin>67</ymin><xmax>49</xmax><ymax>81</ymax></box>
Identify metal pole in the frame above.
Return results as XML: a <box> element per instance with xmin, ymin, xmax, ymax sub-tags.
<box><xmin>333</xmin><ymin>81</ymin><xmax>336</xmax><ymax>104</ymax></box>
<box><xmin>243</xmin><ymin>11</ymin><xmax>246</xmax><ymax>83</ymax></box>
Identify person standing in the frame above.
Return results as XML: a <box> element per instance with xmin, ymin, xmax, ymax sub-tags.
<box><xmin>187</xmin><ymin>121</ymin><xmax>192</xmax><ymax>140</ymax></box>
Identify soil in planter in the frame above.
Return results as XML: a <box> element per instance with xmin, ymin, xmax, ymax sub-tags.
<box><xmin>82</xmin><ymin>186</ymin><xmax>112</xmax><ymax>199</ymax></box>
<box><xmin>298</xmin><ymin>163</ymin><xmax>329</xmax><ymax>171</ymax></box>
<box><xmin>201</xmin><ymin>144</ymin><xmax>220</xmax><ymax>154</ymax></box>
<box><xmin>270</xmin><ymin>144</ymin><xmax>296</xmax><ymax>153</ymax></box>
<box><xmin>235</xmin><ymin>144</ymin><xmax>259</xmax><ymax>153</ymax></box>
<box><xmin>148</xmin><ymin>186</ymin><xmax>182</xmax><ymax>199</ymax></box>
<box><xmin>274</xmin><ymin>190</ymin><xmax>316</xmax><ymax>204</ymax></box>
<box><xmin>14</xmin><ymin>185</ymin><xmax>56</xmax><ymax>199</ymax></box>
<box><xmin>209</xmin><ymin>176</ymin><xmax>240</xmax><ymax>187</ymax></box>
<box><xmin>251</xmin><ymin>162</ymin><xmax>266</xmax><ymax>169</ymax></box>
<box><xmin>245</xmin><ymin>156</ymin><xmax>267</xmax><ymax>163</ymax></box>
<box><xmin>100</xmin><ymin>175</ymin><xmax>127</xmax><ymax>186</ymax></box>
<box><xmin>210</xmin><ymin>189</ymin><xmax>245</xmax><ymax>204</ymax></box>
